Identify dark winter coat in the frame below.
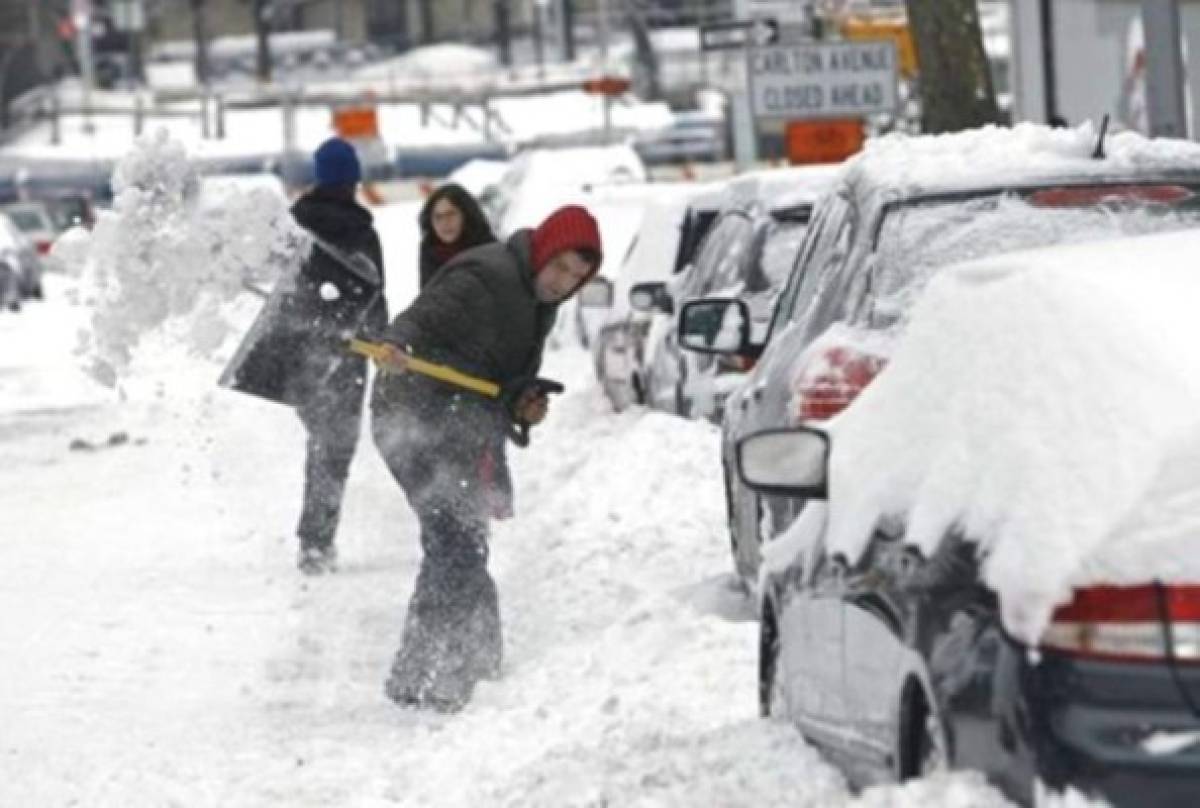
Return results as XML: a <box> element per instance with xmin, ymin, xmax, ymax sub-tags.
<box><xmin>220</xmin><ymin>187</ymin><xmax>388</xmax><ymax>409</ymax></box>
<box><xmin>382</xmin><ymin>230</ymin><xmax>556</xmax><ymax>392</ymax></box>
<box><xmin>417</xmin><ymin>184</ymin><xmax>496</xmax><ymax>289</ymax></box>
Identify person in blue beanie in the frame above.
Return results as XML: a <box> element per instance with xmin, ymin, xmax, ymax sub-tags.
<box><xmin>290</xmin><ymin>137</ymin><xmax>387</xmax><ymax>573</ymax></box>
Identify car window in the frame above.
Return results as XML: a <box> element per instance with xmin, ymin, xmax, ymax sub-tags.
<box><xmin>781</xmin><ymin>192</ymin><xmax>856</xmax><ymax>340</ymax></box>
<box><xmin>745</xmin><ymin>218</ymin><xmax>808</xmax><ymax>294</ymax></box>
<box><xmin>869</xmin><ymin>182</ymin><xmax>1200</xmax><ymax>329</ymax></box>
<box><xmin>768</xmin><ymin>203</ymin><xmax>831</xmax><ymax>339</ymax></box>
<box><xmin>3</xmin><ymin>208</ymin><xmax>47</xmax><ymax>233</ymax></box>
<box><xmin>684</xmin><ymin>212</ymin><xmax>754</xmax><ymax>298</ymax></box>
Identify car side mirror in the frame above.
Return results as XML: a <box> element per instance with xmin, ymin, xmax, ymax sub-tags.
<box><xmin>678</xmin><ymin>297</ymin><xmax>750</xmax><ymax>355</ymax></box>
<box><xmin>736</xmin><ymin>427</ymin><xmax>830</xmax><ymax>499</ymax></box>
<box><xmin>578</xmin><ymin>276</ymin><xmax>613</xmax><ymax>308</ymax></box>
<box><xmin>629</xmin><ymin>281</ymin><xmax>673</xmax><ymax>315</ymax></box>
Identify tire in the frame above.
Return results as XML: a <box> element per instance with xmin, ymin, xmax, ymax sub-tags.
<box><xmin>725</xmin><ymin>465</ymin><xmax>754</xmax><ymax>589</ymax></box>
<box><xmin>759</xmin><ymin>605</ymin><xmax>784</xmax><ymax>718</ymax></box>
<box><xmin>674</xmin><ymin>379</ymin><xmax>692</xmax><ymax>418</ymax></box>
<box><xmin>631</xmin><ymin>372</ymin><xmax>645</xmax><ymax>406</ymax></box>
<box><xmin>901</xmin><ymin>686</ymin><xmax>946</xmax><ymax>780</ymax></box>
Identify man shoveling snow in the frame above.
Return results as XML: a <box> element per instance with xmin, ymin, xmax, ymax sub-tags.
<box><xmin>369</xmin><ymin>205</ymin><xmax>603</xmax><ymax>713</ymax></box>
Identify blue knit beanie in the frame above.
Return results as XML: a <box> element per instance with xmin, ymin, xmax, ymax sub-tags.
<box><xmin>313</xmin><ymin>137</ymin><xmax>361</xmax><ymax>186</ymax></box>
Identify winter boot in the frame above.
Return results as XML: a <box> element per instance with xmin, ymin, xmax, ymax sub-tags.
<box><xmin>298</xmin><ymin>545</ymin><xmax>338</xmax><ymax>575</ymax></box>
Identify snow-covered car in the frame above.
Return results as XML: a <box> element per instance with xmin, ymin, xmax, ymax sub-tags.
<box><xmin>592</xmin><ymin>184</ymin><xmax>724</xmax><ymax>411</ymax></box>
<box><xmin>681</xmin><ymin>123</ymin><xmax>1200</xmax><ymax>591</ymax></box>
<box><xmin>2</xmin><ymin>201</ymin><xmax>58</xmax><ymax>255</ymax></box>
<box><xmin>488</xmin><ymin>144</ymin><xmax>648</xmax><ymax>236</ymax></box>
<box><xmin>565</xmin><ymin>184</ymin><xmax>658</xmax><ymax>350</ymax></box>
<box><xmin>636</xmin><ymin>165</ymin><xmax>837</xmax><ymax>422</ymax></box>
<box><xmin>41</xmin><ymin>193</ymin><xmax>96</xmax><ymax>232</ymax></box>
<box><xmin>737</xmin><ymin>227</ymin><xmax>1200</xmax><ymax>808</ymax></box>
<box><xmin>0</xmin><ymin>211</ymin><xmax>42</xmax><ymax>302</ymax></box>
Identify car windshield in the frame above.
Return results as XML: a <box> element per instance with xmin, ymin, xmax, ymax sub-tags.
<box><xmin>44</xmin><ymin>198</ymin><xmax>88</xmax><ymax>229</ymax></box>
<box><xmin>4</xmin><ymin>208</ymin><xmax>48</xmax><ymax>233</ymax></box>
<box><xmin>872</xmin><ymin>183</ymin><xmax>1200</xmax><ymax>325</ymax></box>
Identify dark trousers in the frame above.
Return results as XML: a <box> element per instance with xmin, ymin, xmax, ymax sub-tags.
<box><xmin>296</xmin><ymin>363</ymin><xmax>365</xmax><ymax>552</ymax></box>
<box><xmin>371</xmin><ymin>380</ymin><xmax>503</xmax><ymax>707</ymax></box>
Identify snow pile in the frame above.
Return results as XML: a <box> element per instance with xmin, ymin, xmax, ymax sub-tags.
<box><xmin>356</xmin><ymin>43</ymin><xmax>498</xmax><ymax>81</ymax></box>
<box><xmin>1</xmin><ymin>277</ymin><xmax>1023</xmax><ymax>806</ymax></box>
<box><xmin>849</xmin><ymin>121</ymin><xmax>1200</xmax><ymax>193</ymax></box>
<box><xmin>69</xmin><ymin>130</ymin><xmax>306</xmax><ymax>386</ymax></box>
<box><xmin>825</xmin><ymin>228</ymin><xmax>1200</xmax><ymax>642</ymax></box>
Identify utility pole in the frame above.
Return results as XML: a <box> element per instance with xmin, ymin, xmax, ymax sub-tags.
<box><xmin>495</xmin><ymin>0</ymin><xmax>512</xmax><ymax>67</ymax></box>
<box><xmin>1142</xmin><ymin>0</ymin><xmax>1187</xmax><ymax>138</ymax></box>
<box><xmin>190</xmin><ymin>0</ymin><xmax>209</xmax><ymax>86</ymax></box>
<box><xmin>253</xmin><ymin>0</ymin><xmax>272</xmax><ymax>84</ymax></box>
<box><xmin>562</xmin><ymin>0</ymin><xmax>575</xmax><ymax>61</ymax></box>
<box><xmin>71</xmin><ymin>0</ymin><xmax>96</xmax><ymax>132</ymax></box>
<box><xmin>597</xmin><ymin>0</ymin><xmax>610</xmax><ymax>64</ymax></box>
<box><xmin>533</xmin><ymin>0</ymin><xmax>546</xmax><ymax>78</ymax></box>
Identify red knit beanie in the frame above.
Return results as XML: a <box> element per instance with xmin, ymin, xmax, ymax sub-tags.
<box><xmin>530</xmin><ymin>205</ymin><xmax>604</xmax><ymax>275</ymax></box>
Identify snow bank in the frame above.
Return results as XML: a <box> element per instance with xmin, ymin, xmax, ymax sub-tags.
<box><xmin>825</xmin><ymin>228</ymin><xmax>1200</xmax><ymax>642</ymax></box>
<box><xmin>69</xmin><ymin>130</ymin><xmax>306</xmax><ymax>387</ymax></box>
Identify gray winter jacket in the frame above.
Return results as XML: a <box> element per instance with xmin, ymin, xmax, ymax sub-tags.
<box><xmin>380</xmin><ymin>230</ymin><xmax>558</xmax><ymax>389</ymax></box>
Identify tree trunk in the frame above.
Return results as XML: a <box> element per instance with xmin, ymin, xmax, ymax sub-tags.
<box><xmin>904</xmin><ymin>0</ymin><xmax>999</xmax><ymax>133</ymax></box>
<box><xmin>418</xmin><ymin>0</ymin><xmax>434</xmax><ymax>44</ymax></box>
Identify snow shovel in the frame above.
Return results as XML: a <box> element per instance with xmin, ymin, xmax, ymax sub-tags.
<box><xmin>349</xmin><ymin>338</ymin><xmax>501</xmax><ymax>397</ymax></box>
<box><xmin>348</xmin><ymin>338</ymin><xmax>563</xmax><ymax>447</ymax></box>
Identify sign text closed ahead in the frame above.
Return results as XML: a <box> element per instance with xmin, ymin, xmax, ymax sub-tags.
<box><xmin>749</xmin><ymin>40</ymin><xmax>899</xmax><ymax>120</ymax></box>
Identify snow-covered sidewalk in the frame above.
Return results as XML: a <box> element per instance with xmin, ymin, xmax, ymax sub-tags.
<box><xmin>1</xmin><ymin>276</ymin><xmax>1013</xmax><ymax>806</ymax></box>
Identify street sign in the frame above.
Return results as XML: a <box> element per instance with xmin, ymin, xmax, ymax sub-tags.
<box><xmin>786</xmin><ymin>119</ymin><xmax>865</xmax><ymax>164</ymax></box>
<box><xmin>333</xmin><ymin>106</ymin><xmax>379</xmax><ymax>139</ymax></box>
<box><xmin>735</xmin><ymin>0</ymin><xmax>813</xmax><ymax>25</ymax></box>
<box><xmin>700</xmin><ymin>18</ymin><xmax>779</xmax><ymax>52</ymax></box>
<box><xmin>582</xmin><ymin>76</ymin><xmax>632</xmax><ymax>96</ymax></box>
<box><xmin>748</xmin><ymin>40</ymin><xmax>899</xmax><ymax>120</ymax></box>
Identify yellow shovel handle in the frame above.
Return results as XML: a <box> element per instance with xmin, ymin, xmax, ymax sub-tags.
<box><xmin>348</xmin><ymin>339</ymin><xmax>501</xmax><ymax>399</ymax></box>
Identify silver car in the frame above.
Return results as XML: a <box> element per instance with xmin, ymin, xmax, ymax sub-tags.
<box><xmin>0</xmin><ymin>210</ymin><xmax>43</xmax><ymax>303</ymax></box>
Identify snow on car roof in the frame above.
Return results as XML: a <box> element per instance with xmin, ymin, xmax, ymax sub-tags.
<box><xmin>823</xmin><ymin>226</ymin><xmax>1200</xmax><ymax>643</ymax></box>
<box><xmin>843</xmin><ymin>121</ymin><xmax>1200</xmax><ymax>197</ymax></box>
<box><xmin>720</xmin><ymin>164</ymin><xmax>840</xmax><ymax>213</ymax></box>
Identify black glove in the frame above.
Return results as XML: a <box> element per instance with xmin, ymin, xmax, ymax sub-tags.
<box><xmin>500</xmin><ymin>376</ymin><xmax>566</xmax><ymax>447</ymax></box>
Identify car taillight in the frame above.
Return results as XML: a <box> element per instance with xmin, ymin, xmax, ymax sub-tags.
<box><xmin>792</xmin><ymin>346</ymin><xmax>886</xmax><ymax>422</ymax></box>
<box><xmin>35</xmin><ymin>240</ymin><xmax>51</xmax><ymax>255</ymax></box>
<box><xmin>1040</xmin><ymin>584</ymin><xmax>1200</xmax><ymax>663</ymax></box>
<box><xmin>717</xmin><ymin>354</ymin><xmax>757</xmax><ymax>373</ymax></box>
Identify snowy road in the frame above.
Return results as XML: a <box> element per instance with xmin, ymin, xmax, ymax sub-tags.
<box><xmin>1</xmin><ymin>273</ymin><xmax>1015</xmax><ymax>805</ymax></box>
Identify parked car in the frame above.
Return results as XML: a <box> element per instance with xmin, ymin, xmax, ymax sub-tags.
<box><xmin>486</xmin><ymin>144</ymin><xmax>648</xmax><ymax>237</ymax></box>
<box><xmin>592</xmin><ymin>183</ymin><xmax>725</xmax><ymax>411</ymax></box>
<box><xmin>635</xmin><ymin>165</ymin><xmax>837</xmax><ymax>422</ymax></box>
<box><xmin>0</xmin><ymin>211</ymin><xmax>43</xmax><ymax>302</ymax></box>
<box><xmin>2</xmin><ymin>201</ymin><xmax>59</xmax><ymax>256</ymax></box>
<box><xmin>39</xmin><ymin>193</ymin><xmax>96</xmax><ymax>232</ymax></box>
<box><xmin>734</xmin><ymin>227</ymin><xmax>1200</xmax><ymax>807</ymax></box>
<box><xmin>680</xmin><ymin>124</ymin><xmax>1200</xmax><ymax>591</ymax></box>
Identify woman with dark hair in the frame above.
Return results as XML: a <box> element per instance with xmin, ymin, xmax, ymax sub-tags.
<box><xmin>417</xmin><ymin>183</ymin><xmax>495</xmax><ymax>289</ymax></box>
